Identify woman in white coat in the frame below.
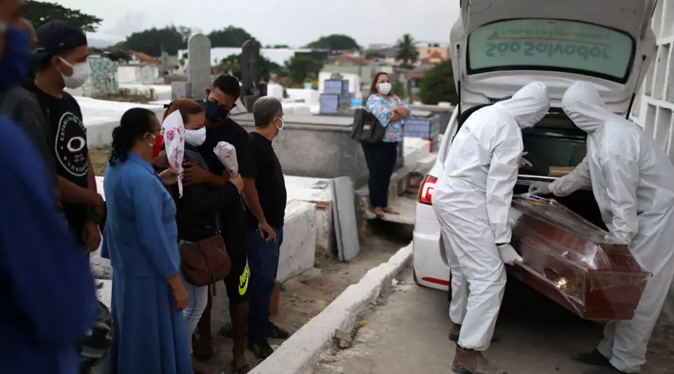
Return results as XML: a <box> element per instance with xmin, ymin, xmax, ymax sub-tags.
<box><xmin>433</xmin><ymin>81</ymin><xmax>550</xmax><ymax>374</ymax></box>
<box><xmin>530</xmin><ymin>81</ymin><xmax>674</xmax><ymax>374</ymax></box>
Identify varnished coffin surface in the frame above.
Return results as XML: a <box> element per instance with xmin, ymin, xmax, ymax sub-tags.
<box><xmin>507</xmin><ymin>197</ymin><xmax>651</xmax><ymax>320</ymax></box>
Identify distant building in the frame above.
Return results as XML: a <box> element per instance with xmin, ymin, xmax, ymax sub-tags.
<box><xmin>417</xmin><ymin>45</ymin><xmax>450</xmax><ymax>63</ymax></box>
<box><xmin>132</xmin><ymin>52</ymin><xmax>160</xmax><ymax>66</ymax></box>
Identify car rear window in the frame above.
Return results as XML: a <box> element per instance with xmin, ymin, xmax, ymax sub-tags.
<box><xmin>467</xmin><ymin>19</ymin><xmax>635</xmax><ymax>83</ymax></box>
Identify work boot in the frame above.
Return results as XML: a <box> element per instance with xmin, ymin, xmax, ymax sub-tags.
<box><xmin>574</xmin><ymin>349</ymin><xmax>611</xmax><ymax>367</ymax></box>
<box><xmin>449</xmin><ymin>323</ymin><xmax>461</xmax><ymax>341</ymax></box>
<box><xmin>452</xmin><ymin>346</ymin><xmax>507</xmax><ymax>374</ymax></box>
<box><xmin>449</xmin><ymin>324</ymin><xmax>500</xmax><ymax>343</ymax></box>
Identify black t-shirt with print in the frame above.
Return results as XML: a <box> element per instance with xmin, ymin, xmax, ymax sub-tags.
<box><xmin>29</xmin><ymin>82</ymin><xmax>89</xmax><ymax>243</ymax></box>
<box><xmin>241</xmin><ymin>132</ymin><xmax>287</xmax><ymax>229</ymax></box>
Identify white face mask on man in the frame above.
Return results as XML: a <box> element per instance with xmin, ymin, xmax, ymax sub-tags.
<box><xmin>378</xmin><ymin>82</ymin><xmax>392</xmax><ymax>95</ymax></box>
<box><xmin>185</xmin><ymin>127</ymin><xmax>207</xmax><ymax>146</ymax></box>
<box><xmin>59</xmin><ymin>57</ymin><xmax>90</xmax><ymax>89</ymax></box>
<box><xmin>276</xmin><ymin>116</ymin><xmax>284</xmax><ymax>132</ymax></box>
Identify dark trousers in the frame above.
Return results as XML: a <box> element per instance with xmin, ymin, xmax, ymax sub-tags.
<box><xmin>362</xmin><ymin>142</ymin><xmax>398</xmax><ymax>209</ymax></box>
<box><xmin>246</xmin><ymin>227</ymin><xmax>283</xmax><ymax>342</ymax></box>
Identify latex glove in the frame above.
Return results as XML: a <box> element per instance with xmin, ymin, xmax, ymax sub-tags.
<box><xmin>498</xmin><ymin>244</ymin><xmax>523</xmax><ymax>265</ymax></box>
<box><xmin>519</xmin><ymin>152</ymin><xmax>533</xmax><ymax>168</ymax></box>
<box><xmin>529</xmin><ymin>182</ymin><xmax>552</xmax><ymax>195</ymax></box>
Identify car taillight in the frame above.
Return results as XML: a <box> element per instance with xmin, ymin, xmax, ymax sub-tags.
<box><xmin>418</xmin><ymin>175</ymin><xmax>437</xmax><ymax>205</ymax></box>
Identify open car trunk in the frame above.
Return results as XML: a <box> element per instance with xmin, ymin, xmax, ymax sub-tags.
<box><xmin>508</xmin><ymin>113</ymin><xmax>650</xmax><ymax>320</ymax></box>
<box><xmin>513</xmin><ymin>112</ymin><xmax>606</xmax><ymax>230</ymax></box>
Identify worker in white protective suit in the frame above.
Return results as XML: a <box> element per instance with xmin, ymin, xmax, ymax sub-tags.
<box><xmin>529</xmin><ymin>81</ymin><xmax>674</xmax><ymax>374</ymax></box>
<box><xmin>432</xmin><ymin>81</ymin><xmax>550</xmax><ymax>374</ymax></box>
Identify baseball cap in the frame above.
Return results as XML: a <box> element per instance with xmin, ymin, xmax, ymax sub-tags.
<box><xmin>34</xmin><ymin>20</ymin><xmax>87</xmax><ymax>61</ymax></box>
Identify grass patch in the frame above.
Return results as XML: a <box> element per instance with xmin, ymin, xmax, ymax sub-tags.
<box><xmin>89</xmin><ymin>146</ymin><xmax>111</xmax><ymax>177</ymax></box>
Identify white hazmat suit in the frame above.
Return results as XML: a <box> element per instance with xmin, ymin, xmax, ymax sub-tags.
<box><xmin>530</xmin><ymin>81</ymin><xmax>674</xmax><ymax>373</ymax></box>
<box><xmin>432</xmin><ymin>82</ymin><xmax>550</xmax><ymax>351</ymax></box>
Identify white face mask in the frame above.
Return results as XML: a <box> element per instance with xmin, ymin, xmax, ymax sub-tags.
<box><xmin>59</xmin><ymin>57</ymin><xmax>90</xmax><ymax>89</ymax></box>
<box><xmin>185</xmin><ymin>127</ymin><xmax>207</xmax><ymax>146</ymax></box>
<box><xmin>276</xmin><ymin>117</ymin><xmax>284</xmax><ymax>132</ymax></box>
<box><xmin>378</xmin><ymin>82</ymin><xmax>392</xmax><ymax>95</ymax></box>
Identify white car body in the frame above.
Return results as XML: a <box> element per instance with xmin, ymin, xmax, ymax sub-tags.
<box><xmin>413</xmin><ymin>0</ymin><xmax>658</xmax><ymax>290</ymax></box>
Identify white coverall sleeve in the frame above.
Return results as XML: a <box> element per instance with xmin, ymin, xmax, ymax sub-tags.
<box><xmin>549</xmin><ymin>156</ymin><xmax>592</xmax><ymax>197</ymax></box>
<box><xmin>603</xmin><ymin>153</ymin><xmax>640</xmax><ymax>245</ymax></box>
<box><xmin>486</xmin><ymin>135</ymin><xmax>521</xmax><ymax>244</ymax></box>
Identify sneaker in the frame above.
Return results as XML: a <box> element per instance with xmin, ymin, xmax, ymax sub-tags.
<box><xmin>574</xmin><ymin>349</ymin><xmax>611</xmax><ymax>367</ymax></box>
<box><xmin>268</xmin><ymin>322</ymin><xmax>290</xmax><ymax>339</ymax></box>
<box><xmin>247</xmin><ymin>340</ymin><xmax>274</xmax><ymax>360</ymax></box>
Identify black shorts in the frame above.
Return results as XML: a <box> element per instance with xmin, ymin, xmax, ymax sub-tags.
<box><xmin>221</xmin><ymin>199</ymin><xmax>250</xmax><ymax>304</ymax></box>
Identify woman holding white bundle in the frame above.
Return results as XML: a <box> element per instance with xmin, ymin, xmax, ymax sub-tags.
<box><xmin>162</xmin><ymin>99</ymin><xmax>243</xmax><ymax>374</ymax></box>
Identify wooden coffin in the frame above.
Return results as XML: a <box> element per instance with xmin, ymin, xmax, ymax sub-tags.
<box><xmin>507</xmin><ymin>197</ymin><xmax>651</xmax><ymax>320</ymax></box>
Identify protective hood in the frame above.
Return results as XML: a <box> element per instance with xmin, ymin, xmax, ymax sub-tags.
<box><xmin>562</xmin><ymin>81</ymin><xmax>612</xmax><ymax>133</ymax></box>
<box><xmin>494</xmin><ymin>81</ymin><xmax>550</xmax><ymax>129</ymax></box>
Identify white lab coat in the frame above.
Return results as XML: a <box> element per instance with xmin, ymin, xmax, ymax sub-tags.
<box><xmin>432</xmin><ymin>82</ymin><xmax>550</xmax><ymax>351</ymax></box>
<box><xmin>549</xmin><ymin>81</ymin><xmax>674</xmax><ymax>373</ymax></box>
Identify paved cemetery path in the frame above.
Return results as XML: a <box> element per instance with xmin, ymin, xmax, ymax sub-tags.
<box><xmin>312</xmin><ymin>267</ymin><xmax>674</xmax><ymax>374</ymax></box>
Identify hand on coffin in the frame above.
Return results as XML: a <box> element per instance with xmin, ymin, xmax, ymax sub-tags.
<box><xmin>498</xmin><ymin>244</ymin><xmax>523</xmax><ymax>266</ymax></box>
<box><xmin>529</xmin><ymin>182</ymin><xmax>552</xmax><ymax>195</ymax></box>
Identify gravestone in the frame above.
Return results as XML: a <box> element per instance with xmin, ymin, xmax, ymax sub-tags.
<box><xmin>241</xmin><ymin>39</ymin><xmax>262</xmax><ymax>112</ymax></box>
<box><xmin>187</xmin><ymin>34</ymin><xmax>211</xmax><ymax>100</ymax></box>
<box><xmin>160</xmin><ymin>51</ymin><xmax>169</xmax><ymax>77</ymax></box>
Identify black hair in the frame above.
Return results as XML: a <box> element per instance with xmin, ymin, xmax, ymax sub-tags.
<box><xmin>37</xmin><ymin>50</ymin><xmax>73</xmax><ymax>71</ymax></box>
<box><xmin>109</xmin><ymin>108</ymin><xmax>157</xmax><ymax>166</ymax></box>
<box><xmin>253</xmin><ymin>97</ymin><xmax>282</xmax><ymax>128</ymax></box>
<box><xmin>212</xmin><ymin>74</ymin><xmax>241</xmax><ymax>99</ymax></box>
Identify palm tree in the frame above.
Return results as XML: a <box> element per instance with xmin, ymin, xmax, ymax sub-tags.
<box><xmin>395</xmin><ymin>34</ymin><xmax>419</xmax><ymax>68</ymax></box>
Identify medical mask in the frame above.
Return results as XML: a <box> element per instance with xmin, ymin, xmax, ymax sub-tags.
<box><xmin>185</xmin><ymin>127</ymin><xmax>207</xmax><ymax>146</ymax></box>
<box><xmin>59</xmin><ymin>57</ymin><xmax>90</xmax><ymax>89</ymax></box>
<box><xmin>0</xmin><ymin>25</ymin><xmax>31</xmax><ymax>93</ymax></box>
<box><xmin>204</xmin><ymin>100</ymin><xmax>229</xmax><ymax>122</ymax></box>
<box><xmin>276</xmin><ymin>117</ymin><xmax>284</xmax><ymax>132</ymax></box>
<box><xmin>378</xmin><ymin>83</ymin><xmax>392</xmax><ymax>95</ymax></box>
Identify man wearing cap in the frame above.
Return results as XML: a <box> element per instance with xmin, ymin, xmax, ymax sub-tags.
<box><xmin>0</xmin><ymin>16</ymin><xmax>61</xmax><ymax>210</ymax></box>
<box><xmin>27</xmin><ymin>20</ymin><xmax>104</xmax><ymax>253</ymax></box>
<box><xmin>0</xmin><ymin>1</ymin><xmax>98</xmax><ymax>373</ymax></box>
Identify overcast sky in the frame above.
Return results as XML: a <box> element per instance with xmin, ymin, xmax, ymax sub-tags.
<box><xmin>52</xmin><ymin>0</ymin><xmax>460</xmax><ymax>48</ymax></box>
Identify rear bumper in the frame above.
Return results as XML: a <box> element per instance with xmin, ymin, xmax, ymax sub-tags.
<box><xmin>413</xmin><ymin>203</ymin><xmax>450</xmax><ymax>291</ymax></box>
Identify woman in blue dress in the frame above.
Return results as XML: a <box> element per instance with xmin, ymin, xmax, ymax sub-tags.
<box><xmin>101</xmin><ymin>108</ymin><xmax>192</xmax><ymax>374</ymax></box>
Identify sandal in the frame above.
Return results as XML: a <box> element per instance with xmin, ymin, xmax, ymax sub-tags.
<box><xmin>383</xmin><ymin>207</ymin><xmax>399</xmax><ymax>215</ymax></box>
<box><xmin>373</xmin><ymin>207</ymin><xmax>385</xmax><ymax>218</ymax></box>
<box><xmin>231</xmin><ymin>361</ymin><xmax>251</xmax><ymax>374</ymax></box>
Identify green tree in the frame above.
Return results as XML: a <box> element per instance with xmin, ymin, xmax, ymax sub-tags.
<box><xmin>419</xmin><ymin>60</ymin><xmax>458</xmax><ymax>105</ymax></box>
<box><xmin>24</xmin><ymin>0</ymin><xmax>102</xmax><ymax>32</ymax></box>
<box><xmin>123</xmin><ymin>26</ymin><xmax>188</xmax><ymax>56</ymax></box>
<box><xmin>90</xmin><ymin>45</ymin><xmax>131</xmax><ymax>62</ymax></box>
<box><xmin>284</xmin><ymin>56</ymin><xmax>323</xmax><ymax>86</ymax></box>
<box><xmin>306</xmin><ymin>34</ymin><xmax>359</xmax><ymax>51</ymax></box>
<box><xmin>208</xmin><ymin>26</ymin><xmax>256</xmax><ymax>48</ymax></box>
<box><xmin>395</xmin><ymin>34</ymin><xmax>419</xmax><ymax>68</ymax></box>
<box><xmin>272</xmin><ymin>44</ymin><xmax>290</xmax><ymax>49</ymax></box>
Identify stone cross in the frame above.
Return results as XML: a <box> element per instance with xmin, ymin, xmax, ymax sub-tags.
<box><xmin>187</xmin><ymin>34</ymin><xmax>212</xmax><ymax>100</ymax></box>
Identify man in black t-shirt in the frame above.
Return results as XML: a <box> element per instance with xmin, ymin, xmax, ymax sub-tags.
<box><xmin>31</xmin><ymin>21</ymin><xmax>104</xmax><ymax>252</ymax></box>
<box><xmin>178</xmin><ymin>75</ymin><xmax>251</xmax><ymax>372</ymax></box>
<box><xmin>241</xmin><ymin>97</ymin><xmax>288</xmax><ymax>359</ymax></box>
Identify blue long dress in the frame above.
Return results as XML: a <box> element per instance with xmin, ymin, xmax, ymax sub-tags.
<box><xmin>101</xmin><ymin>153</ymin><xmax>192</xmax><ymax>374</ymax></box>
